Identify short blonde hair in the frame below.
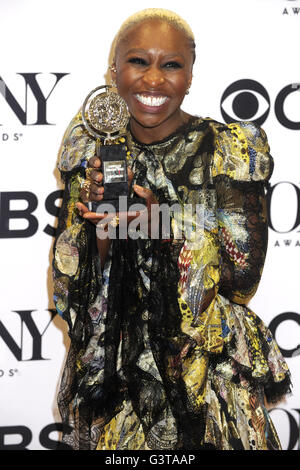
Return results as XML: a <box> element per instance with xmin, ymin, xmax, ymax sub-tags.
<box><xmin>113</xmin><ymin>8</ymin><xmax>196</xmax><ymax>63</ymax></box>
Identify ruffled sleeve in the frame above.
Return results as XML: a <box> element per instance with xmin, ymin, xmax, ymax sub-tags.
<box><xmin>211</xmin><ymin>121</ymin><xmax>273</xmax><ymax>183</ymax></box>
<box><xmin>52</xmin><ymin>112</ymin><xmax>100</xmax><ymax>340</ymax></box>
<box><xmin>210</xmin><ymin>121</ymin><xmax>273</xmax><ymax>305</ymax></box>
<box><xmin>58</xmin><ymin>111</ymin><xmax>96</xmax><ymax>173</ymax></box>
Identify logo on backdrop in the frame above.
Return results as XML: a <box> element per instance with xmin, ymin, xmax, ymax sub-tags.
<box><xmin>0</xmin><ymin>423</ymin><xmax>72</xmax><ymax>450</ymax></box>
<box><xmin>220</xmin><ymin>80</ymin><xmax>300</xmax><ymax>129</ymax></box>
<box><xmin>0</xmin><ymin>182</ymin><xmax>300</xmax><ymax>245</ymax></box>
<box><xmin>221</xmin><ymin>79</ymin><xmax>300</xmax><ymax>248</ymax></box>
<box><xmin>269</xmin><ymin>409</ymin><xmax>300</xmax><ymax>450</ymax></box>
<box><xmin>282</xmin><ymin>0</ymin><xmax>300</xmax><ymax>15</ymax></box>
<box><xmin>0</xmin><ymin>73</ymin><xmax>69</xmax><ymax>139</ymax></box>
<box><xmin>0</xmin><ymin>309</ymin><xmax>57</xmax><ymax>376</ymax></box>
<box><xmin>269</xmin><ymin>312</ymin><xmax>300</xmax><ymax>358</ymax></box>
<box><xmin>0</xmin><ymin>190</ymin><xmax>63</xmax><ymax>238</ymax></box>
<box><xmin>266</xmin><ymin>182</ymin><xmax>300</xmax><ymax>248</ymax></box>
<box><xmin>0</xmin><ymin>306</ymin><xmax>297</xmax><ymax>362</ymax></box>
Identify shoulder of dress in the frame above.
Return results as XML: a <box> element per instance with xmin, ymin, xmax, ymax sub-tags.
<box><xmin>57</xmin><ymin>110</ymin><xmax>96</xmax><ymax>172</ymax></box>
<box><xmin>209</xmin><ymin>120</ymin><xmax>274</xmax><ymax>183</ymax></box>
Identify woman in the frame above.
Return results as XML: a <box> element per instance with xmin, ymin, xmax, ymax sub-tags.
<box><xmin>53</xmin><ymin>8</ymin><xmax>291</xmax><ymax>450</ymax></box>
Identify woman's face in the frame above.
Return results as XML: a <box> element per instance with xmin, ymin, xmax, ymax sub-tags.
<box><xmin>113</xmin><ymin>19</ymin><xmax>194</xmax><ymax>143</ymax></box>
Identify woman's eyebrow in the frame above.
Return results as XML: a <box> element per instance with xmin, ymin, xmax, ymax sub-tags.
<box><xmin>124</xmin><ymin>48</ymin><xmax>148</xmax><ymax>56</ymax></box>
<box><xmin>124</xmin><ymin>48</ymin><xmax>185</xmax><ymax>60</ymax></box>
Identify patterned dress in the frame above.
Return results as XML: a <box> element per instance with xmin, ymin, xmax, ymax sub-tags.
<box><xmin>53</xmin><ymin>113</ymin><xmax>291</xmax><ymax>450</ymax></box>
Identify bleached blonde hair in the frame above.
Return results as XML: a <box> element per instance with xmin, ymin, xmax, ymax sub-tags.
<box><xmin>113</xmin><ymin>8</ymin><xmax>196</xmax><ymax>63</ymax></box>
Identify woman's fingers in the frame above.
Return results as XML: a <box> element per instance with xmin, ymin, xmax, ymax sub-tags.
<box><xmin>76</xmin><ymin>202</ymin><xmax>140</xmax><ymax>224</ymax></box>
<box><xmin>76</xmin><ymin>202</ymin><xmax>89</xmax><ymax>215</ymax></box>
<box><xmin>90</xmin><ymin>183</ymin><xmax>104</xmax><ymax>201</ymax></box>
<box><xmin>132</xmin><ymin>185</ymin><xmax>159</xmax><ymax>236</ymax></box>
<box><xmin>78</xmin><ymin>181</ymin><xmax>157</xmax><ymax>231</ymax></box>
<box><xmin>133</xmin><ymin>184</ymin><xmax>158</xmax><ymax>205</ymax></box>
<box><xmin>76</xmin><ymin>202</ymin><xmax>101</xmax><ymax>219</ymax></box>
<box><xmin>127</xmin><ymin>167</ymin><xmax>134</xmax><ymax>187</ymax></box>
<box><xmin>84</xmin><ymin>157</ymin><xmax>103</xmax><ymax>202</ymax></box>
<box><xmin>79</xmin><ymin>184</ymin><xmax>103</xmax><ymax>203</ymax></box>
<box><xmin>87</xmin><ymin>156</ymin><xmax>101</xmax><ymax>168</ymax></box>
<box><xmin>76</xmin><ymin>202</ymin><xmax>107</xmax><ymax>225</ymax></box>
<box><xmin>87</xmin><ymin>169</ymin><xmax>103</xmax><ymax>184</ymax></box>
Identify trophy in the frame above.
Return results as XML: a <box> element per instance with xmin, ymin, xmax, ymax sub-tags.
<box><xmin>82</xmin><ymin>85</ymin><xmax>145</xmax><ymax>212</ymax></box>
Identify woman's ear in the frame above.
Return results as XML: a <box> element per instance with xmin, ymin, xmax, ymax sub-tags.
<box><xmin>110</xmin><ymin>62</ymin><xmax>117</xmax><ymax>83</ymax></box>
<box><xmin>186</xmin><ymin>74</ymin><xmax>193</xmax><ymax>95</ymax></box>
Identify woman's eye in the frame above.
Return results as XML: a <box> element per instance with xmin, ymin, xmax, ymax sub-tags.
<box><xmin>128</xmin><ymin>57</ymin><xmax>148</xmax><ymax>66</ymax></box>
<box><xmin>163</xmin><ymin>61</ymin><xmax>182</xmax><ymax>69</ymax></box>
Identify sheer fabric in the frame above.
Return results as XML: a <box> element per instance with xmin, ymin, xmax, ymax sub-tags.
<box><xmin>53</xmin><ymin>114</ymin><xmax>291</xmax><ymax>450</ymax></box>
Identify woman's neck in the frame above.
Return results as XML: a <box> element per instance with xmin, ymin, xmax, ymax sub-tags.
<box><xmin>129</xmin><ymin>109</ymin><xmax>193</xmax><ymax>144</ymax></box>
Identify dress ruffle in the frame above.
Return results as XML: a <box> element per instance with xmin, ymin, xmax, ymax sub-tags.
<box><xmin>211</xmin><ymin>121</ymin><xmax>273</xmax><ymax>183</ymax></box>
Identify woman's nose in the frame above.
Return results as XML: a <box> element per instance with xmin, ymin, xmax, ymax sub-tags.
<box><xmin>142</xmin><ymin>67</ymin><xmax>165</xmax><ymax>87</ymax></box>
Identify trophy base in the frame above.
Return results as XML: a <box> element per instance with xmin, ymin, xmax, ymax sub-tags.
<box><xmin>88</xmin><ymin>197</ymin><xmax>147</xmax><ymax>213</ymax></box>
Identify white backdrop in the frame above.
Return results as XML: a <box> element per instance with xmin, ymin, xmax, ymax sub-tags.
<box><xmin>0</xmin><ymin>0</ymin><xmax>299</xmax><ymax>450</ymax></box>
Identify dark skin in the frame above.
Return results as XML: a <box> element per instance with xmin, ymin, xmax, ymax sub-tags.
<box><xmin>113</xmin><ymin>19</ymin><xmax>193</xmax><ymax>143</ymax></box>
<box><xmin>77</xmin><ymin>19</ymin><xmax>194</xmax><ymax>266</ymax></box>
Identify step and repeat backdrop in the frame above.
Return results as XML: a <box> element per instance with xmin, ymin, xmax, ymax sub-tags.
<box><xmin>0</xmin><ymin>0</ymin><xmax>299</xmax><ymax>450</ymax></box>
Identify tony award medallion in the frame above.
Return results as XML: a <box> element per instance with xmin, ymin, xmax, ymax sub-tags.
<box><xmin>82</xmin><ymin>85</ymin><xmax>144</xmax><ymax>212</ymax></box>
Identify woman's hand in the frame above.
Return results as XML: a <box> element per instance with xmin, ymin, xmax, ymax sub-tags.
<box><xmin>76</xmin><ymin>185</ymin><xmax>159</xmax><ymax>237</ymax></box>
<box><xmin>78</xmin><ymin>154</ymin><xmax>138</xmax><ymax>226</ymax></box>
<box><xmin>80</xmin><ymin>156</ymin><xmax>104</xmax><ymax>203</ymax></box>
<box><xmin>131</xmin><ymin>184</ymin><xmax>160</xmax><ymax>237</ymax></box>
<box><xmin>78</xmin><ymin>155</ymin><xmax>160</xmax><ymax>237</ymax></box>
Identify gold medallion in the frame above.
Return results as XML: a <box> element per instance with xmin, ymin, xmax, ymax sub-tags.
<box><xmin>82</xmin><ymin>85</ymin><xmax>129</xmax><ymax>142</ymax></box>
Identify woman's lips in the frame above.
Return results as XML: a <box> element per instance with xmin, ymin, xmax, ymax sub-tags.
<box><xmin>134</xmin><ymin>93</ymin><xmax>169</xmax><ymax>112</ymax></box>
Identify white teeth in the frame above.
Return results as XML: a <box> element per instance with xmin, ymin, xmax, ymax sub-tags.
<box><xmin>136</xmin><ymin>94</ymin><xmax>168</xmax><ymax>107</ymax></box>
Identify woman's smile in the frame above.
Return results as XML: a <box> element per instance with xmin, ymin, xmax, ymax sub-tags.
<box><xmin>134</xmin><ymin>92</ymin><xmax>170</xmax><ymax>112</ymax></box>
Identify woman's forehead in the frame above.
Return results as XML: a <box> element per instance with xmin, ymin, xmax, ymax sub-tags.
<box><xmin>115</xmin><ymin>19</ymin><xmax>191</xmax><ymax>56</ymax></box>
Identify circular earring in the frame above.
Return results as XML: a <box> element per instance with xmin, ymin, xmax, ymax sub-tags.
<box><xmin>111</xmin><ymin>79</ymin><xmax>117</xmax><ymax>88</ymax></box>
<box><xmin>109</xmin><ymin>64</ymin><xmax>117</xmax><ymax>73</ymax></box>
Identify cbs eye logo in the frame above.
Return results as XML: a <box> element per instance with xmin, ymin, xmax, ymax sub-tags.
<box><xmin>220</xmin><ymin>79</ymin><xmax>300</xmax><ymax>129</ymax></box>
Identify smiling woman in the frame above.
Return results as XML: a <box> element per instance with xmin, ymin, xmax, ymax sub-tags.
<box><xmin>52</xmin><ymin>8</ymin><xmax>292</xmax><ymax>450</ymax></box>
<box><xmin>112</xmin><ymin>17</ymin><xmax>194</xmax><ymax>143</ymax></box>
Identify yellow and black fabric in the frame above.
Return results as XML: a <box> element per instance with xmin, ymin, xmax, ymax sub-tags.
<box><xmin>53</xmin><ymin>113</ymin><xmax>291</xmax><ymax>450</ymax></box>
